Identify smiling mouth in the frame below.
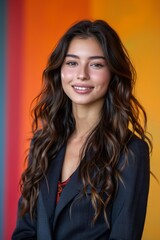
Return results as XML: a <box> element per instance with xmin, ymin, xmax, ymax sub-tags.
<box><xmin>73</xmin><ymin>86</ymin><xmax>93</xmax><ymax>91</ymax></box>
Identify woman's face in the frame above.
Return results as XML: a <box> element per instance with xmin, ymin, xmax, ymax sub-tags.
<box><xmin>61</xmin><ymin>36</ymin><xmax>111</xmax><ymax>108</ymax></box>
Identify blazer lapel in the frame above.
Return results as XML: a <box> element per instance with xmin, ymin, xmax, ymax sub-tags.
<box><xmin>39</xmin><ymin>145</ymin><xmax>84</xmax><ymax>230</ymax></box>
<box><xmin>40</xmin><ymin>145</ymin><xmax>66</xmax><ymax>220</ymax></box>
<box><xmin>53</xmin><ymin>167</ymin><xmax>83</xmax><ymax>228</ymax></box>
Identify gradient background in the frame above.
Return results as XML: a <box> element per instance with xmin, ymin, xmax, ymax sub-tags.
<box><xmin>0</xmin><ymin>0</ymin><xmax>160</xmax><ymax>239</ymax></box>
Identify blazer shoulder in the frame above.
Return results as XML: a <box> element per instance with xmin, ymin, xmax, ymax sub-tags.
<box><xmin>127</xmin><ymin>133</ymin><xmax>149</xmax><ymax>156</ymax></box>
<box><xmin>117</xmin><ymin>133</ymin><xmax>150</xmax><ymax>173</ymax></box>
<box><xmin>117</xmin><ymin>134</ymin><xmax>150</xmax><ymax>182</ymax></box>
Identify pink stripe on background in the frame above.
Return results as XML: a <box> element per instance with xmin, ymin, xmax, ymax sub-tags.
<box><xmin>4</xmin><ymin>0</ymin><xmax>24</xmax><ymax>239</ymax></box>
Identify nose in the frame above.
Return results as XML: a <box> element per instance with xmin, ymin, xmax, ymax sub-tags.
<box><xmin>77</xmin><ymin>65</ymin><xmax>89</xmax><ymax>80</ymax></box>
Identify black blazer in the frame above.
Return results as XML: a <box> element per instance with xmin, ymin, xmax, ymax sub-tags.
<box><xmin>12</xmin><ymin>134</ymin><xmax>150</xmax><ymax>240</ymax></box>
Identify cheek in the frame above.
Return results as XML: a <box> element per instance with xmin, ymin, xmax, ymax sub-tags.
<box><xmin>61</xmin><ymin>67</ymin><xmax>74</xmax><ymax>83</ymax></box>
<box><xmin>93</xmin><ymin>71</ymin><xmax>111</xmax><ymax>87</ymax></box>
<box><xmin>61</xmin><ymin>68</ymin><xmax>74</xmax><ymax>94</ymax></box>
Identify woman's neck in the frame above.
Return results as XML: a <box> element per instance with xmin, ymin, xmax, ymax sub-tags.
<box><xmin>72</xmin><ymin>103</ymin><xmax>102</xmax><ymax>139</ymax></box>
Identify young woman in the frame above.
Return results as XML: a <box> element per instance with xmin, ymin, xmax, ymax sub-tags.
<box><xmin>12</xmin><ymin>19</ymin><xmax>151</xmax><ymax>240</ymax></box>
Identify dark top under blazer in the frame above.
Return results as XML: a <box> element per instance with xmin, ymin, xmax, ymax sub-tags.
<box><xmin>12</xmin><ymin>134</ymin><xmax>150</xmax><ymax>240</ymax></box>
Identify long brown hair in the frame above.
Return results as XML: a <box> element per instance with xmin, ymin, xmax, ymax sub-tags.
<box><xmin>19</xmin><ymin>20</ymin><xmax>152</xmax><ymax>222</ymax></box>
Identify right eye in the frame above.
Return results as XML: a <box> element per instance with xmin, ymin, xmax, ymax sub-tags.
<box><xmin>66</xmin><ymin>61</ymin><xmax>78</xmax><ymax>67</ymax></box>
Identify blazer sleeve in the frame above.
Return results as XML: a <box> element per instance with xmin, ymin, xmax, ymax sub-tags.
<box><xmin>11</xmin><ymin>197</ymin><xmax>37</xmax><ymax>240</ymax></box>
<box><xmin>109</xmin><ymin>137</ymin><xmax>150</xmax><ymax>240</ymax></box>
<box><xmin>12</xmin><ymin>136</ymin><xmax>37</xmax><ymax>239</ymax></box>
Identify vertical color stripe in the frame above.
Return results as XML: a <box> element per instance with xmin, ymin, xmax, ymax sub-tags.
<box><xmin>0</xmin><ymin>0</ymin><xmax>7</xmax><ymax>239</ymax></box>
<box><xmin>3</xmin><ymin>0</ymin><xmax>24</xmax><ymax>239</ymax></box>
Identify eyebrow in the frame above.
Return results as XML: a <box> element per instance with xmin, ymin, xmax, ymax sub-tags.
<box><xmin>65</xmin><ymin>54</ymin><xmax>106</xmax><ymax>60</ymax></box>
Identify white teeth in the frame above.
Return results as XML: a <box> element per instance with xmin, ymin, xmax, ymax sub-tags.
<box><xmin>74</xmin><ymin>86</ymin><xmax>91</xmax><ymax>90</ymax></box>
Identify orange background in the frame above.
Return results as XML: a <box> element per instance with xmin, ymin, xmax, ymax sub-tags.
<box><xmin>9</xmin><ymin>0</ymin><xmax>160</xmax><ymax>239</ymax></box>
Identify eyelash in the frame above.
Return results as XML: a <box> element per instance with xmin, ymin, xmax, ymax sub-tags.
<box><xmin>91</xmin><ymin>63</ymin><xmax>104</xmax><ymax>68</ymax></box>
<box><xmin>66</xmin><ymin>61</ymin><xmax>77</xmax><ymax>66</ymax></box>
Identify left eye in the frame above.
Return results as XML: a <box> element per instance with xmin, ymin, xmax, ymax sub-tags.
<box><xmin>91</xmin><ymin>63</ymin><xmax>103</xmax><ymax>68</ymax></box>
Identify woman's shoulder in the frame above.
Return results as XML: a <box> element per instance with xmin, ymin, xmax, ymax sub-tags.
<box><xmin>118</xmin><ymin>132</ymin><xmax>150</xmax><ymax>172</ymax></box>
<box><xmin>126</xmin><ymin>132</ymin><xmax>149</xmax><ymax>154</ymax></box>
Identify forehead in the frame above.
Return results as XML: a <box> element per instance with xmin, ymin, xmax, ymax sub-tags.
<box><xmin>66</xmin><ymin>36</ymin><xmax>104</xmax><ymax>56</ymax></box>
